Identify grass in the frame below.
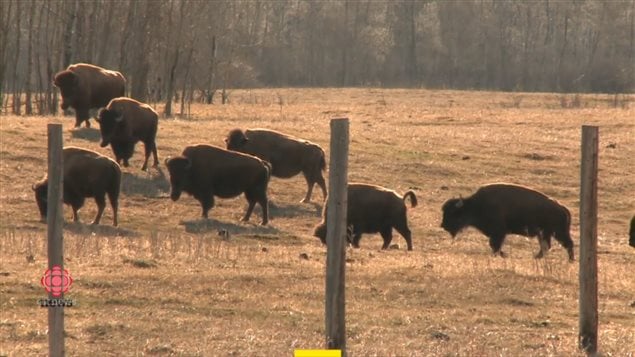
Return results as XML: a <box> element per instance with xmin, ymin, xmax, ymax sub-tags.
<box><xmin>1</xmin><ymin>88</ymin><xmax>634</xmax><ymax>356</ymax></box>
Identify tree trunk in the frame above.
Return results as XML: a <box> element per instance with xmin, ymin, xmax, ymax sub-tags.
<box><xmin>24</xmin><ymin>0</ymin><xmax>36</xmax><ymax>115</ymax></box>
<box><xmin>164</xmin><ymin>0</ymin><xmax>186</xmax><ymax>117</ymax></box>
<box><xmin>0</xmin><ymin>0</ymin><xmax>14</xmax><ymax>113</ymax></box>
<box><xmin>205</xmin><ymin>35</ymin><xmax>217</xmax><ymax>104</ymax></box>
<box><xmin>130</xmin><ymin>0</ymin><xmax>152</xmax><ymax>102</ymax></box>
<box><xmin>62</xmin><ymin>0</ymin><xmax>77</xmax><ymax>68</ymax></box>
<box><xmin>11</xmin><ymin>0</ymin><xmax>22</xmax><ymax>114</ymax></box>
<box><xmin>406</xmin><ymin>1</ymin><xmax>418</xmax><ymax>86</ymax></box>
<box><xmin>96</xmin><ymin>1</ymin><xmax>115</xmax><ymax>65</ymax></box>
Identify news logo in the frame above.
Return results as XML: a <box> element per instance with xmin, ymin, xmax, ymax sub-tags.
<box><xmin>294</xmin><ymin>350</ymin><xmax>341</xmax><ymax>357</ymax></box>
<box><xmin>38</xmin><ymin>265</ymin><xmax>75</xmax><ymax>307</ymax></box>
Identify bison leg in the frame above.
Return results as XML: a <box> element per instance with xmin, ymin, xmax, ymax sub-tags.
<box><xmin>71</xmin><ymin>207</ymin><xmax>80</xmax><ymax>222</ymax></box>
<box><xmin>141</xmin><ymin>141</ymin><xmax>154</xmax><ymax>171</ymax></box>
<box><xmin>70</xmin><ymin>197</ymin><xmax>85</xmax><ymax>223</ymax></box>
<box><xmin>258</xmin><ymin>197</ymin><xmax>269</xmax><ymax>225</ymax></box>
<box><xmin>380</xmin><ymin>227</ymin><xmax>393</xmax><ymax>250</ymax></box>
<box><xmin>394</xmin><ymin>227</ymin><xmax>413</xmax><ymax>251</ymax></box>
<box><xmin>351</xmin><ymin>232</ymin><xmax>362</xmax><ymax>248</ymax></box>
<box><xmin>244</xmin><ymin>188</ymin><xmax>269</xmax><ymax>225</ymax></box>
<box><xmin>301</xmin><ymin>176</ymin><xmax>315</xmax><ymax>203</ymax></box>
<box><xmin>488</xmin><ymin>234</ymin><xmax>507</xmax><ymax>258</ymax></box>
<box><xmin>151</xmin><ymin>142</ymin><xmax>159</xmax><ymax>168</ymax></box>
<box><xmin>92</xmin><ymin>195</ymin><xmax>106</xmax><ymax>225</ymax></box>
<box><xmin>241</xmin><ymin>201</ymin><xmax>256</xmax><ymax>223</ymax></box>
<box><xmin>75</xmin><ymin>109</ymin><xmax>90</xmax><ymax>128</ymax></box>
<box><xmin>316</xmin><ymin>174</ymin><xmax>327</xmax><ymax>202</ymax></box>
<box><xmin>108</xmin><ymin>191</ymin><xmax>119</xmax><ymax>227</ymax></box>
<box><xmin>301</xmin><ymin>172</ymin><xmax>327</xmax><ymax>203</ymax></box>
<box><xmin>200</xmin><ymin>195</ymin><xmax>214</xmax><ymax>219</ymax></box>
<box><xmin>534</xmin><ymin>231</ymin><xmax>552</xmax><ymax>259</ymax></box>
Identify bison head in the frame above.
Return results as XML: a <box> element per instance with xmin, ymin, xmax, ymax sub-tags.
<box><xmin>32</xmin><ymin>180</ymin><xmax>49</xmax><ymax>222</ymax></box>
<box><xmin>313</xmin><ymin>223</ymin><xmax>327</xmax><ymax>245</ymax></box>
<box><xmin>314</xmin><ymin>222</ymin><xmax>354</xmax><ymax>247</ymax></box>
<box><xmin>165</xmin><ymin>156</ymin><xmax>192</xmax><ymax>201</ymax></box>
<box><xmin>96</xmin><ymin>108</ymin><xmax>124</xmax><ymax>147</ymax></box>
<box><xmin>53</xmin><ymin>70</ymin><xmax>79</xmax><ymax>110</ymax></box>
<box><xmin>225</xmin><ymin>129</ymin><xmax>248</xmax><ymax>151</ymax></box>
<box><xmin>440</xmin><ymin>197</ymin><xmax>470</xmax><ymax>237</ymax></box>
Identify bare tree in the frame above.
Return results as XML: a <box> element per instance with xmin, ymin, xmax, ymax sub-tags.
<box><xmin>0</xmin><ymin>0</ymin><xmax>14</xmax><ymax>113</ymax></box>
<box><xmin>164</xmin><ymin>0</ymin><xmax>188</xmax><ymax>117</ymax></box>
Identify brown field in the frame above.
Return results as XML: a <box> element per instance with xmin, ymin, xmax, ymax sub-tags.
<box><xmin>0</xmin><ymin>88</ymin><xmax>634</xmax><ymax>356</ymax></box>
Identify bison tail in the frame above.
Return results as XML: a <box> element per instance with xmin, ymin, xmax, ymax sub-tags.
<box><xmin>403</xmin><ymin>190</ymin><xmax>418</xmax><ymax>208</ymax></box>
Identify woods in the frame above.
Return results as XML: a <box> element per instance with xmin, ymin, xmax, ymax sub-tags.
<box><xmin>1</xmin><ymin>0</ymin><xmax>634</xmax><ymax>115</ymax></box>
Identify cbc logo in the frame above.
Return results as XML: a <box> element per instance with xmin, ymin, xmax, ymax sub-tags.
<box><xmin>41</xmin><ymin>265</ymin><xmax>73</xmax><ymax>297</ymax></box>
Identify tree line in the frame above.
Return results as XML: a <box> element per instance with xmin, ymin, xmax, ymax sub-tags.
<box><xmin>1</xmin><ymin>0</ymin><xmax>633</xmax><ymax>116</ymax></box>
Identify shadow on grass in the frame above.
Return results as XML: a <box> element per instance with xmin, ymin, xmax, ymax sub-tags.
<box><xmin>63</xmin><ymin>221</ymin><xmax>139</xmax><ymax>237</ymax></box>
<box><xmin>181</xmin><ymin>217</ymin><xmax>280</xmax><ymax>236</ymax></box>
<box><xmin>69</xmin><ymin>127</ymin><xmax>102</xmax><ymax>143</ymax></box>
<box><xmin>121</xmin><ymin>167</ymin><xmax>170</xmax><ymax>197</ymax></box>
<box><xmin>269</xmin><ymin>200</ymin><xmax>323</xmax><ymax>218</ymax></box>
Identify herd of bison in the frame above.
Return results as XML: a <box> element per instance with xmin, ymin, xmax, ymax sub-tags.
<box><xmin>33</xmin><ymin>63</ymin><xmax>635</xmax><ymax>259</ymax></box>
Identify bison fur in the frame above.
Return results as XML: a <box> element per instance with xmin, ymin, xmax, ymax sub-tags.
<box><xmin>97</xmin><ymin>97</ymin><xmax>159</xmax><ymax>170</ymax></box>
<box><xmin>225</xmin><ymin>128</ymin><xmax>327</xmax><ymax>203</ymax></box>
<box><xmin>33</xmin><ymin>147</ymin><xmax>121</xmax><ymax>226</ymax></box>
<box><xmin>314</xmin><ymin>183</ymin><xmax>417</xmax><ymax>251</ymax></box>
<box><xmin>441</xmin><ymin>183</ymin><xmax>574</xmax><ymax>261</ymax></box>
<box><xmin>165</xmin><ymin>144</ymin><xmax>271</xmax><ymax>225</ymax></box>
<box><xmin>53</xmin><ymin>63</ymin><xmax>126</xmax><ymax>128</ymax></box>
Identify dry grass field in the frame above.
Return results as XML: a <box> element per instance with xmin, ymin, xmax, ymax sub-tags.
<box><xmin>0</xmin><ymin>88</ymin><xmax>634</xmax><ymax>356</ymax></box>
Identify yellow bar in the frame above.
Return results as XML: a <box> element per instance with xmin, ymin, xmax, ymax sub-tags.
<box><xmin>294</xmin><ymin>350</ymin><xmax>341</xmax><ymax>357</ymax></box>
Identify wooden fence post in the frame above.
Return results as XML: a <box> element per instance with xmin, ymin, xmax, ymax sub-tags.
<box><xmin>579</xmin><ymin>125</ymin><xmax>598</xmax><ymax>354</ymax></box>
<box><xmin>325</xmin><ymin>118</ymin><xmax>349</xmax><ymax>356</ymax></box>
<box><xmin>47</xmin><ymin>124</ymin><xmax>65</xmax><ymax>356</ymax></box>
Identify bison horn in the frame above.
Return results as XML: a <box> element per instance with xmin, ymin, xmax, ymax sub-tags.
<box><xmin>164</xmin><ymin>157</ymin><xmax>171</xmax><ymax>166</ymax></box>
<box><xmin>31</xmin><ymin>183</ymin><xmax>37</xmax><ymax>191</ymax></box>
<box><xmin>114</xmin><ymin>113</ymin><xmax>124</xmax><ymax>122</ymax></box>
<box><xmin>455</xmin><ymin>198</ymin><xmax>464</xmax><ymax>208</ymax></box>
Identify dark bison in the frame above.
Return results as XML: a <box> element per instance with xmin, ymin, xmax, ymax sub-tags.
<box><xmin>96</xmin><ymin>97</ymin><xmax>159</xmax><ymax>171</ymax></box>
<box><xmin>441</xmin><ymin>183</ymin><xmax>574</xmax><ymax>261</ymax></box>
<box><xmin>32</xmin><ymin>147</ymin><xmax>121</xmax><ymax>226</ymax></box>
<box><xmin>313</xmin><ymin>183</ymin><xmax>417</xmax><ymax>251</ymax></box>
<box><xmin>53</xmin><ymin>63</ymin><xmax>126</xmax><ymax>128</ymax></box>
<box><xmin>629</xmin><ymin>215</ymin><xmax>635</xmax><ymax>248</ymax></box>
<box><xmin>165</xmin><ymin>144</ymin><xmax>271</xmax><ymax>225</ymax></box>
<box><xmin>225</xmin><ymin>128</ymin><xmax>327</xmax><ymax>203</ymax></box>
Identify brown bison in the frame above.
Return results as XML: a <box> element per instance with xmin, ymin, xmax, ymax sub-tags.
<box><xmin>53</xmin><ymin>63</ymin><xmax>126</xmax><ymax>128</ymax></box>
<box><xmin>225</xmin><ymin>128</ymin><xmax>327</xmax><ymax>203</ymax></box>
<box><xmin>313</xmin><ymin>183</ymin><xmax>417</xmax><ymax>251</ymax></box>
<box><xmin>165</xmin><ymin>144</ymin><xmax>271</xmax><ymax>225</ymax></box>
<box><xmin>32</xmin><ymin>147</ymin><xmax>121</xmax><ymax>226</ymax></box>
<box><xmin>96</xmin><ymin>97</ymin><xmax>159</xmax><ymax>171</ymax></box>
<box><xmin>629</xmin><ymin>215</ymin><xmax>635</xmax><ymax>248</ymax></box>
<box><xmin>441</xmin><ymin>183</ymin><xmax>574</xmax><ymax>261</ymax></box>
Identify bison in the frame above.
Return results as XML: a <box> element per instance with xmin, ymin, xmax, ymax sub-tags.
<box><xmin>225</xmin><ymin>128</ymin><xmax>327</xmax><ymax>203</ymax></box>
<box><xmin>32</xmin><ymin>147</ymin><xmax>121</xmax><ymax>226</ymax></box>
<box><xmin>629</xmin><ymin>216</ymin><xmax>635</xmax><ymax>248</ymax></box>
<box><xmin>165</xmin><ymin>144</ymin><xmax>271</xmax><ymax>225</ymax></box>
<box><xmin>313</xmin><ymin>183</ymin><xmax>417</xmax><ymax>251</ymax></box>
<box><xmin>53</xmin><ymin>63</ymin><xmax>126</xmax><ymax>128</ymax></box>
<box><xmin>440</xmin><ymin>183</ymin><xmax>574</xmax><ymax>261</ymax></box>
<box><xmin>96</xmin><ymin>97</ymin><xmax>159</xmax><ymax>171</ymax></box>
